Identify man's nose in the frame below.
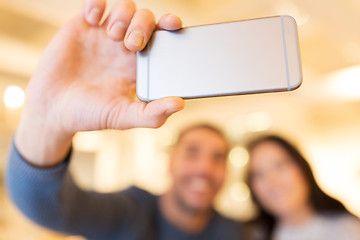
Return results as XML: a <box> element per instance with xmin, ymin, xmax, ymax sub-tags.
<box><xmin>196</xmin><ymin>155</ymin><xmax>217</xmax><ymax>174</ymax></box>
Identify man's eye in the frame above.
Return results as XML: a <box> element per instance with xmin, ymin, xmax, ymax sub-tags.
<box><xmin>214</xmin><ymin>154</ymin><xmax>225</xmax><ymax>162</ymax></box>
<box><xmin>185</xmin><ymin>147</ymin><xmax>199</xmax><ymax>158</ymax></box>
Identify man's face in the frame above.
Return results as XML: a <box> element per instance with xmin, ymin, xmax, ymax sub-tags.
<box><xmin>170</xmin><ymin>127</ymin><xmax>228</xmax><ymax>213</ymax></box>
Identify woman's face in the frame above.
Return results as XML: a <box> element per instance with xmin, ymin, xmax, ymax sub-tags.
<box><xmin>249</xmin><ymin>141</ymin><xmax>310</xmax><ymax>219</ymax></box>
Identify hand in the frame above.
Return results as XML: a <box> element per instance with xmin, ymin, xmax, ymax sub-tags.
<box><xmin>15</xmin><ymin>0</ymin><xmax>185</xmax><ymax>166</ymax></box>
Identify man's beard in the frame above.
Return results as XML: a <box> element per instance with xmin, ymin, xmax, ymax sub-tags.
<box><xmin>173</xmin><ymin>189</ymin><xmax>210</xmax><ymax>216</ymax></box>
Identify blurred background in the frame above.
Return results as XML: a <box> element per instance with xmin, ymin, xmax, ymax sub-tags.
<box><xmin>1</xmin><ymin>0</ymin><xmax>360</xmax><ymax>239</ymax></box>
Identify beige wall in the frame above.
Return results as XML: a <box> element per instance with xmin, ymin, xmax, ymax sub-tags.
<box><xmin>1</xmin><ymin>0</ymin><xmax>360</xmax><ymax>239</ymax></box>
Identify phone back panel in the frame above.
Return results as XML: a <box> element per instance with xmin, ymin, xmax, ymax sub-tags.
<box><xmin>137</xmin><ymin>16</ymin><xmax>302</xmax><ymax>101</ymax></box>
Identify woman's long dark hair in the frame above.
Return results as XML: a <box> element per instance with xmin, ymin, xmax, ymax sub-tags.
<box><xmin>246</xmin><ymin>135</ymin><xmax>349</xmax><ymax>240</ymax></box>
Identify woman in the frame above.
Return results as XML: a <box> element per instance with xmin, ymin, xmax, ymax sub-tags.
<box><xmin>245</xmin><ymin>135</ymin><xmax>360</xmax><ymax>240</ymax></box>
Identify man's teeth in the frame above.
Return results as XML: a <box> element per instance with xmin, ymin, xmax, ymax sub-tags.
<box><xmin>189</xmin><ymin>178</ymin><xmax>211</xmax><ymax>192</ymax></box>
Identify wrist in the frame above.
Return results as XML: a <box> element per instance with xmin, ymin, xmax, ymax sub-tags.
<box><xmin>15</xmin><ymin>107</ymin><xmax>74</xmax><ymax>167</ymax></box>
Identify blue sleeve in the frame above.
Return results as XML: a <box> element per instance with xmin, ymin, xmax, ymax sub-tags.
<box><xmin>5</xmin><ymin>140</ymin><xmax>156</xmax><ymax>240</ymax></box>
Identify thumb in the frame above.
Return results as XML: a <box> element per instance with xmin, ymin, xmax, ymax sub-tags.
<box><xmin>113</xmin><ymin>97</ymin><xmax>185</xmax><ymax>129</ymax></box>
<box><xmin>141</xmin><ymin>97</ymin><xmax>185</xmax><ymax>128</ymax></box>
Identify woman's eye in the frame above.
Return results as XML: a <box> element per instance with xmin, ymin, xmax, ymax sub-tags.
<box><xmin>275</xmin><ymin>160</ymin><xmax>288</xmax><ymax>169</ymax></box>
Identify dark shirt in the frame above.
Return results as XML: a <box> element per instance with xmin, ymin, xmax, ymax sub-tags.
<box><xmin>6</xmin><ymin>142</ymin><xmax>244</xmax><ymax>240</ymax></box>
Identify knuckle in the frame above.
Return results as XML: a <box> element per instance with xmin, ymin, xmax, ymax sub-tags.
<box><xmin>136</xmin><ymin>8</ymin><xmax>155</xmax><ymax>20</ymax></box>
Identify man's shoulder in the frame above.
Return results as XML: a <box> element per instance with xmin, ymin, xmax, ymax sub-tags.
<box><xmin>212</xmin><ymin>212</ymin><xmax>240</xmax><ymax>228</ymax></box>
<box><xmin>123</xmin><ymin>186</ymin><xmax>156</xmax><ymax>197</ymax></box>
<box><xmin>209</xmin><ymin>211</ymin><xmax>245</xmax><ymax>239</ymax></box>
<box><xmin>122</xmin><ymin>186</ymin><xmax>158</xmax><ymax>209</ymax></box>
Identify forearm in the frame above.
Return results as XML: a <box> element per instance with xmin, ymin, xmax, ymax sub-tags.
<box><xmin>6</xmin><ymin>144</ymin><xmax>108</xmax><ymax>237</ymax></box>
<box><xmin>5</xmin><ymin>141</ymin><xmax>71</xmax><ymax>231</ymax></box>
<box><xmin>6</xmin><ymin>142</ymin><xmax>146</xmax><ymax>238</ymax></box>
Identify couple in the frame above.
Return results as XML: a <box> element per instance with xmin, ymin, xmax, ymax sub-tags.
<box><xmin>6</xmin><ymin>0</ymin><xmax>360</xmax><ymax>239</ymax></box>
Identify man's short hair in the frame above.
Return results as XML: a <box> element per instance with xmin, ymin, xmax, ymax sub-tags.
<box><xmin>174</xmin><ymin>123</ymin><xmax>230</xmax><ymax>154</ymax></box>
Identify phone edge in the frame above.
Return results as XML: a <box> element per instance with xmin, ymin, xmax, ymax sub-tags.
<box><xmin>136</xmin><ymin>49</ymin><xmax>150</xmax><ymax>102</ymax></box>
<box><xmin>281</xmin><ymin>15</ymin><xmax>303</xmax><ymax>91</ymax></box>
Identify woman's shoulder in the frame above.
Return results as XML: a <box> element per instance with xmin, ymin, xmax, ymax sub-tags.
<box><xmin>320</xmin><ymin>212</ymin><xmax>360</xmax><ymax>238</ymax></box>
<box><xmin>332</xmin><ymin>213</ymin><xmax>360</xmax><ymax>227</ymax></box>
<box><xmin>322</xmin><ymin>212</ymin><xmax>359</xmax><ymax>224</ymax></box>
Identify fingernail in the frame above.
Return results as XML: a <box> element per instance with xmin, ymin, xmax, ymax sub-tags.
<box><xmin>87</xmin><ymin>7</ymin><xmax>101</xmax><ymax>25</ymax></box>
<box><xmin>109</xmin><ymin>21</ymin><xmax>126</xmax><ymax>40</ymax></box>
<box><xmin>164</xmin><ymin>108</ymin><xmax>181</xmax><ymax>116</ymax></box>
<box><xmin>166</xmin><ymin>14</ymin><xmax>178</xmax><ymax>19</ymax></box>
<box><xmin>127</xmin><ymin>30</ymin><xmax>144</xmax><ymax>48</ymax></box>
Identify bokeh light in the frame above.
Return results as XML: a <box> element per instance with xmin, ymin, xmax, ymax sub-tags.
<box><xmin>229</xmin><ymin>146</ymin><xmax>249</xmax><ymax>168</ymax></box>
<box><xmin>4</xmin><ymin>85</ymin><xmax>25</xmax><ymax>109</ymax></box>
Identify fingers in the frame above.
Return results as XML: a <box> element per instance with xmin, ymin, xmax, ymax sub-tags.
<box><xmin>122</xmin><ymin>12</ymin><xmax>182</xmax><ymax>51</ymax></box>
<box><xmin>105</xmin><ymin>0</ymin><xmax>136</xmax><ymax>41</ymax></box>
<box><xmin>124</xmin><ymin>9</ymin><xmax>156</xmax><ymax>51</ymax></box>
<box><xmin>104</xmin><ymin>2</ymin><xmax>156</xmax><ymax>50</ymax></box>
<box><xmin>83</xmin><ymin>0</ymin><xmax>182</xmax><ymax>52</ymax></box>
<box><xmin>157</xmin><ymin>14</ymin><xmax>183</xmax><ymax>31</ymax></box>
<box><xmin>84</xmin><ymin>0</ymin><xmax>107</xmax><ymax>26</ymax></box>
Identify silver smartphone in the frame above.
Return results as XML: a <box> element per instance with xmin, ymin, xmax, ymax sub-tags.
<box><xmin>137</xmin><ymin>15</ymin><xmax>302</xmax><ymax>101</ymax></box>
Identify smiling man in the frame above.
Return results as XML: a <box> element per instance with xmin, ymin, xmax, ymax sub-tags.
<box><xmin>159</xmin><ymin>125</ymin><xmax>240</xmax><ymax>238</ymax></box>
<box><xmin>5</xmin><ymin>0</ymin><xmax>244</xmax><ymax>239</ymax></box>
